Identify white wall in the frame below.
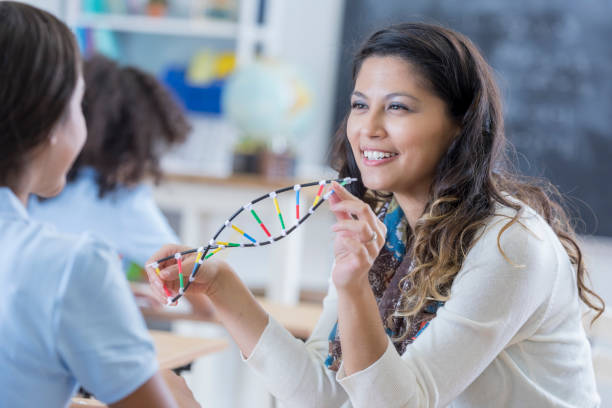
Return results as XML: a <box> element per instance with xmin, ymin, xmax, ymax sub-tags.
<box><xmin>269</xmin><ymin>0</ymin><xmax>346</xmax><ymax>177</ymax></box>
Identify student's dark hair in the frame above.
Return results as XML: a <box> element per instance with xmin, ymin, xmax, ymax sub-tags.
<box><xmin>331</xmin><ymin>22</ymin><xmax>604</xmax><ymax>330</ymax></box>
<box><xmin>0</xmin><ymin>1</ymin><xmax>80</xmax><ymax>187</ymax></box>
<box><xmin>69</xmin><ymin>54</ymin><xmax>191</xmax><ymax>197</ymax></box>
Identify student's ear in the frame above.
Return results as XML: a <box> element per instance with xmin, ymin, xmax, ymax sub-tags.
<box><xmin>48</xmin><ymin>129</ymin><xmax>59</xmax><ymax>146</ymax></box>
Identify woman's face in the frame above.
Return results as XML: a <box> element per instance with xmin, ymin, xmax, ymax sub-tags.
<box><xmin>34</xmin><ymin>74</ymin><xmax>87</xmax><ymax>197</ymax></box>
<box><xmin>347</xmin><ymin>56</ymin><xmax>459</xmax><ymax>197</ymax></box>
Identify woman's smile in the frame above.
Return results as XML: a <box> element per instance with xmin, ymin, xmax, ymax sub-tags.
<box><xmin>361</xmin><ymin>148</ymin><xmax>399</xmax><ymax>166</ymax></box>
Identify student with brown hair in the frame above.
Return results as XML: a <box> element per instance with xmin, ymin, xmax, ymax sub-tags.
<box><xmin>0</xmin><ymin>2</ymin><xmax>197</xmax><ymax>406</ymax></box>
<box><xmin>148</xmin><ymin>22</ymin><xmax>603</xmax><ymax>407</ymax></box>
<box><xmin>30</xmin><ymin>54</ymin><xmax>191</xmax><ymax>270</ymax></box>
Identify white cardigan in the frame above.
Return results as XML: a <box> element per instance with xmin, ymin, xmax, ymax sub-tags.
<box><xmin>244</xmin><ymin>202</ymin><xmax>601</xmax><ymax>408</ymax></box>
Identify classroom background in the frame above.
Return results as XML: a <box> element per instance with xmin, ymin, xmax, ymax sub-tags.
<box><xmin>25</xmin><ymin>0</ymin><xmax>612</xmax><ymax>406</ymax></box>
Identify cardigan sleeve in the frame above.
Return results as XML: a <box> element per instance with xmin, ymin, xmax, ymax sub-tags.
<box><xmin>246</xmin><ymin>208</ymin><xmax>557</xmax><ymax>408</ymax></box>
<box><xmin>244</xmin><ymin>278</ymin><xmax>351</xmax><ymax>407</ymax></box>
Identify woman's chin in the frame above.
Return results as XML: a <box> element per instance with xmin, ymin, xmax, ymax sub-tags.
<box><xmin>361</xmin><ymin>175</ymin><xmax>393</xmax><ymax>193</ymax></box>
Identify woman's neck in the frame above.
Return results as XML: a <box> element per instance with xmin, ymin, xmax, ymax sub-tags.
<box><xmin>393</xmin><ymin>189</ymin><xmax>430</xmax><ymax>230</ymax></box>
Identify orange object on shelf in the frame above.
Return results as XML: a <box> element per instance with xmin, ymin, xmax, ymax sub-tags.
<box><xmin>147</xmin><ymin>1</ymin><xmax>167</xmax><ymax>17</ymax></box>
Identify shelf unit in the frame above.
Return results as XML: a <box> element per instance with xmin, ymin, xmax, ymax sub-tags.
<box><xmin>62</xmin><ymin>0</ymin><xmax>276</xmax><ymax>67</ymax></box>
<box><xmin>75</xmin><ymin>12</ymin><xmax>239</xmax><ymax>39</ymax></box>
<box><xmin>54</xmin><ymin>0</ymin><xmax>346</xmax><ymax>176</ymax></box>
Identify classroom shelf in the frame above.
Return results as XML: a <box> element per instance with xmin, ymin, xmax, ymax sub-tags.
<box><xmin>76</xmin><ymin>12</ymin><xmax>238</xmax><ymax>38</ymax></box>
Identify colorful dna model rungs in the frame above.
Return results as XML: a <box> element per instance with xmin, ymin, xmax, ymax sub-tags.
<box><xmin>148</xmin><ymin>177</ymin><xmax>359</xmax><ymax>304</ymax></box>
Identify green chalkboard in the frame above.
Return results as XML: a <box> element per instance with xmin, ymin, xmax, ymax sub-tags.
<box><xmin>333</xmin><ymin>0</ymin><xmax>612</xmax><ymax>236</ymax></box>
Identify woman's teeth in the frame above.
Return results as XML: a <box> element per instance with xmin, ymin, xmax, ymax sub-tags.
<box><xmin>363</xmin><ymin>150</ymin><xmax>398</xmax><ymax>160</ymax></box>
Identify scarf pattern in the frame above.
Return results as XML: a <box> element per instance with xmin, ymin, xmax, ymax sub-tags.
<box><xmin>325</xmin><ymin>198</ymin><xmax>444</xmax><ymax>371</ymax></box>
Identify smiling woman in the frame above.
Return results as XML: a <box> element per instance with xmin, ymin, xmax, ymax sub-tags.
<box><xmin>326</xmin><ymin>22</ymin><xmax>604</xmax><ymax>406</ymax></box>
<box><xmin>146</xmin><ymin>22</ymin><xmax>604</xmax><ymax>408</ymax></box>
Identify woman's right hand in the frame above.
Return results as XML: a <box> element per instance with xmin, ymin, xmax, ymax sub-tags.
<box><xmin>145</xmin><ymin>244</ymin><xmax>230</xmax><ymax>305</ymax></box>
<box><xmin>146</xmin><ymin>244</ymin><xmax>269</xmax><ymax>358</ymax></box>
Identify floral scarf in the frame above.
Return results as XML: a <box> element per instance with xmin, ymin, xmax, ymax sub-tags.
<box><xmin>325</xmin><ymin>198</ymin><xmax>444</xmax><ymax>371</ymax></box>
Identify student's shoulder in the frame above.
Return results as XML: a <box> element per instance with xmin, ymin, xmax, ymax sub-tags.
<box><xmin>94</xmin><ymin>182</ymin><xmax>155</xmax><ymax>213</ymax></box>
<box><xmin>121</xmin><ymin>182</ymin><xmax>155</xmax><ymax>203</ymax></box>
<box><xmin>33</xmin><ymin>222</ymin><xmax>120</xmax><ymax>274</ymax></box>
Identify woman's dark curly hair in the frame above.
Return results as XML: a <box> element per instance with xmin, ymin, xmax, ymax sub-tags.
<box><xmin>331</xmin><ymin>22</ymin><xmax>604</xmax><ymax>332</ymax></box>
<box><xmin>69</xmin><ymin>54</ymin><xmax>191</xmax><ymax>197</ymax></box>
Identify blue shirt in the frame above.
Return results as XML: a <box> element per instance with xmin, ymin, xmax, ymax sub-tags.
<box><xmin>0</xmin><ymin>187</ymin><xmax>158</xmax><ymax>407</ymax></box>
<box><xmin>29</xmin><ymin>167</ymin><xmax>179</xmax><ymax>268</ymax></box>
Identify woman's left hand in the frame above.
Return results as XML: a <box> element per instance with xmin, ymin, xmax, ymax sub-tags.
<box><xmin>328</xmin><ymin>181</ymin><xmax>386</xmax><ymax>292</ymax></box>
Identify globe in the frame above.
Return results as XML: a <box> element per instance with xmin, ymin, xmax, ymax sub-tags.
<box><xmin>221</xmin><ymin>60</ymin><xmax>314</xmax><ymax>144</ymax></box>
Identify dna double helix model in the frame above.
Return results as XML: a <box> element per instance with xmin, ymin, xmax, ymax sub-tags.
<box><xmin>148</xmin><ymin>177</ymin><xmax>358</xmax><ymax>304</ymax></box>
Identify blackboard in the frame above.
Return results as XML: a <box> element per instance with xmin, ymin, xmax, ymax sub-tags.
<box><xmin>333</xmin><ymin>0</ymin><xmax>612</xmax><ymax>236</ymax></box>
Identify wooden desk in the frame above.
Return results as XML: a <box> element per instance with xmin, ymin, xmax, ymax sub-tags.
<box><xmin>151</xmin><ymin>330</ymin><xmax>227</xmax><ymax>370</ymax></box>
<box><xmin>257</xmin><ymin>298</ymin><xmax>323</xmax><ymax>339</ymax></box>
<box><xmin>141</xmin><ymin>297</ymin><xmax>323</xmax><ymax>340</ymax></box>
<box><xmin>70</xmin><ymin>330</ymin><xmax>227</xmax><ymax>408</ymax></box>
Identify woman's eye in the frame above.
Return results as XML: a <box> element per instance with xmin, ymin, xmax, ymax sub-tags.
<box><xmin>351</xmin><ymin>102</ymin><xmax>367</xmax><ymax>110</ymax></box>
<box><xmin>388</xmin><ymin>103</ymin><xmax>408</xmax><ymax>111</ymax></box>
